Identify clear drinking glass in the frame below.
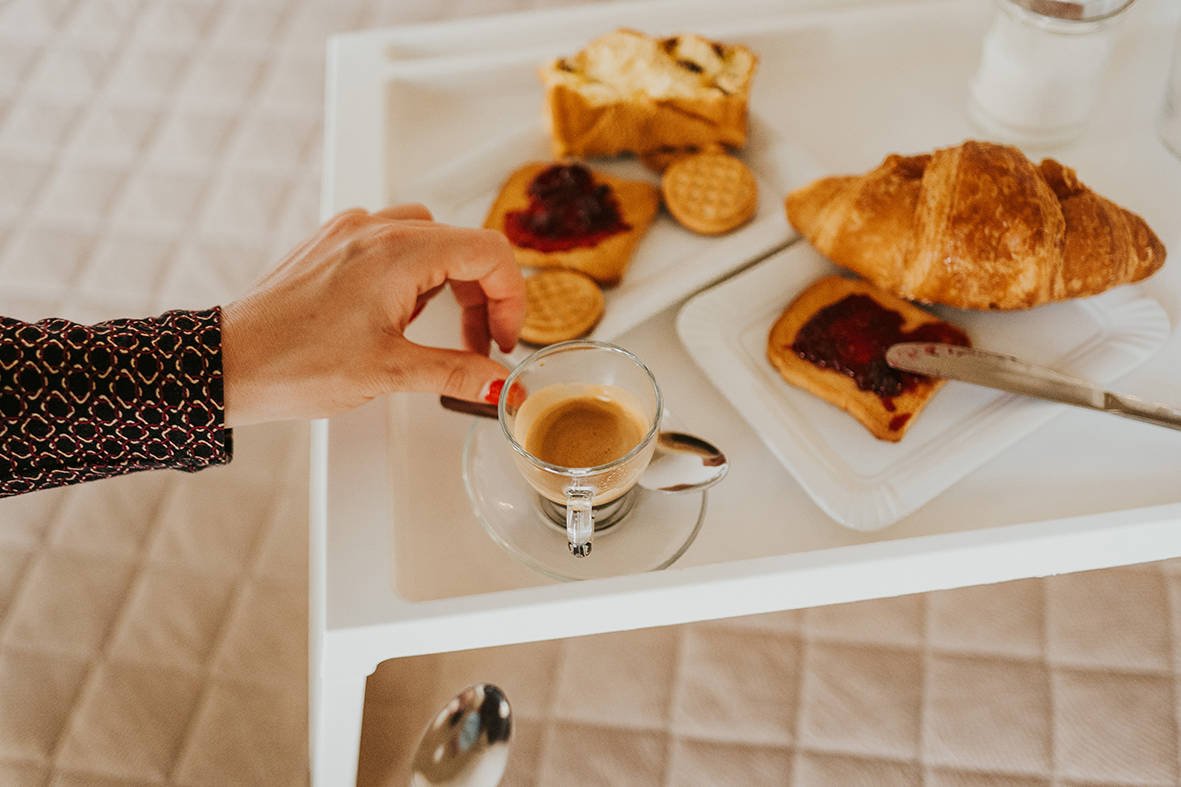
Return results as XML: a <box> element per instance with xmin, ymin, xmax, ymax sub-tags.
<box><xmin>1159</xmin><ymin>20</ymin><xmax>1181</xmax><ymax>159</ymax></box>
<box><xmin>498</xmin><ymin>341</ymin><xmax>662</xmax><ymax>558</ymax></box>
<box><xmin>968</xmin><ymin>0</ymin><xmax>1137</xmax><ymax>149</ymax></box>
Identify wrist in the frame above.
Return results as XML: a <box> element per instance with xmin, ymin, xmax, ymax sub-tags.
<box><xmin>220</xmin><ymin>297</ymin><xmax>274</xmax><ymax>427</ymax></box>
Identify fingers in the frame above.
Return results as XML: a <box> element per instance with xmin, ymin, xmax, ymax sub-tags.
<box><xmin>372</xmin><ymin>203</ymin><xmax>433</xmax><ymax>221</ymax></box>
<box><xmin>459</xmin><ymin>299</ymin><xmax>491</xmax><ymax>356</ymax></box>
<box><xmin>355</xmin><ymin>208</ymin><xmax>524</xmax><ymax>312</ymax></box>
<box><xmin>334</xmin><ymin>204</ymin><xmax>526</xmax><ymax>352</ymax></box>
<box><xmin>392</xmin><ymin>341</ymin><xmax>512</xmax><ymax>401</ymax></box>
<box><xmin>451</xmin><ymin>279</ymin><xmax>525</xmax><ymax>354</ymax></box>
<box><xmin>365</xmin><ymin>219</ymin><xmax>523</xmax><ymax>352</ymax></box>
<box><xmin>435</xmin><ymin>231</ymin><xmax>525</xmax><ymax>352</ymax></box>
<box><xmin>392</xmin><ymin>224</ymin><xmax>519</xmax><ymax>292</ymax></box>
<box><xmin>409</xmin><ymin>283</ymin><xmax>445</xmax><ymax>324</ymax></box>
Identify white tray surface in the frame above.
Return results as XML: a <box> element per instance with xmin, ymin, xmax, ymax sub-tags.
<box><xmin>319</xmin><ymin>0</ymin><xmax>1181</xmax><ymax>660</ymax></box>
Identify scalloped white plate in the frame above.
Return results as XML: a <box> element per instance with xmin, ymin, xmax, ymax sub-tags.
<box><xmin>677</xmin><ymin>242</ymin><xmax>1172</xmax><ymax>531</ymax></box>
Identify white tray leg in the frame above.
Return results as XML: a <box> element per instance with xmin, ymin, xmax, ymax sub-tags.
<box><xmin>311</xmin><ymin>671</ymin><xmax>368</xmax><ymax>787</ymax></box>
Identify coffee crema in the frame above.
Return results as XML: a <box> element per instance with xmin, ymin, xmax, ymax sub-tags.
<box><xmin>507</xmin><ymin>375</ymin><xmax>658</xmax><ymax>508</ymax></box>
<box><xmin>525</xmin><ymin>395</ymin><xmax>647</xmax><ymax>469</ymax></box>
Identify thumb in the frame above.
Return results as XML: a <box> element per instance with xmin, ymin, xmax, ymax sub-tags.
<box><xmin>391</xmin><ymin>342</ymin><xmax>512</xmax><ymax>402</ymax></box>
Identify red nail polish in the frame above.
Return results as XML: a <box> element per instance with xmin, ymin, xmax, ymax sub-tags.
<box><xmin>483</xmin><ymin>379</ymin><xmax>506</xmax><ymax>404</ymax></box>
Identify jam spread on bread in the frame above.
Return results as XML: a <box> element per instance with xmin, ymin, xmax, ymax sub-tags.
<box><xmin>504</xmin><ymin>164</ymin><xmax>630</xmax><ymax>252</ymax></box>
<box><xmin>792</xmin><ymin>293</ymin><xmax>969</xmax><ymax>414</ymax></box>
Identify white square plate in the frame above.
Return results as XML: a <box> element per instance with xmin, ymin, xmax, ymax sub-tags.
<box><xmin>677</xmin><ymin>243</ymin><xmax>1171</xmax><ymax>530</ymax></box>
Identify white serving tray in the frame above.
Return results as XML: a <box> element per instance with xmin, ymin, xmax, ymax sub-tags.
<box><xmin>315</xmin><ymin>0</ymin><xmax>1181</xmax><ymax>670</ymax></box>
<box><xmin>678</xmin><ymin>244</ymin><xmax>1170</xmax><ymax>531</ymax></box>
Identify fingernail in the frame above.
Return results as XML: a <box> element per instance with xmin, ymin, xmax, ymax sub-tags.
<box><xmin>481</xmin><ymin>379</ymin><xmax>506</xmax><ymax>405</ymax></box>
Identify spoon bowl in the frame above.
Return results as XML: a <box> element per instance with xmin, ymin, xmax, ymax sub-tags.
<box><xmin>411</xmin><ymin>683</ymin><xmax>512</xmax><ymax>787</ymax></box>
<box><xmin>637</xmin><ymin>431</ymin><xmax>728</xmax><ymax>493</ymax></box>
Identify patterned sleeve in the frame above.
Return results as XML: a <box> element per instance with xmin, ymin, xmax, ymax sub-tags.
<box><xmin>1</xmin><ymin>307</ymin><xmax>233</xmax><ymax>497</ymax></box>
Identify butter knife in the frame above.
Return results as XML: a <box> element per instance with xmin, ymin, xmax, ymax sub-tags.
<box><xmin>886</xmin><ymin>342</ymin><xmax>1181</xmax><ymax>432</ymax></box>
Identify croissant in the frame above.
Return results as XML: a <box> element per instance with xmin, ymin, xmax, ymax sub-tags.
<box><xmin>784</xmin><ymin>140</ymin><xmax>1166</xmax><ymax>310</ymax></box>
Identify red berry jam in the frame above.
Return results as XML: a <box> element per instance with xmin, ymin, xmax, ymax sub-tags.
<box><xmin>504</xmin><ymin>164</ymin><xmax>630</xmax><ymax>252</ymax></box>
<box><xmin>792</xmin><ymin>293</ymin><xmax>969</xmax><ymax>410</ymax></box>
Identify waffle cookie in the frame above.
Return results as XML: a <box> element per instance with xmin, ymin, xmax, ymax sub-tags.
<box><xmin>519</xmin><ymin>269</ymin><xmax>605</xmax><ymax>345</ymax></box>
<box><xmin>766</xmin><ymin>276</ymin><xmax>970</xmax><ymax>442</ymax></box>
<box><xmin>661</xmin><ymin>151</ymin><xmax>758</xmax><ymax>234</ymax></box>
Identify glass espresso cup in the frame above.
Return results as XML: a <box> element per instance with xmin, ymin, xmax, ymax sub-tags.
<box><xmin>498</xmin><ymin>341</ymin><xmax>662</xmax><ymax>558</ymax></box>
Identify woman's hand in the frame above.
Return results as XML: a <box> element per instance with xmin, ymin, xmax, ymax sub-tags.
<box><xmin>220</xmin><ymin>204</ymin><xmax>526</xmax><ymax>426</ymax></box>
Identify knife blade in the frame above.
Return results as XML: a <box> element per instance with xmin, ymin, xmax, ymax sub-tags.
<box><xmin>886</xmin><ymin>342</ymin><xmax>1181</xmax><ymax>432</ymax></box>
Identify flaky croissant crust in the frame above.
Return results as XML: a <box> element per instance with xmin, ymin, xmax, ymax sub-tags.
<box><xmin>785</xmin><ymin>140</ymin><xmax>1166</xmax><ymax>310</ymax></box>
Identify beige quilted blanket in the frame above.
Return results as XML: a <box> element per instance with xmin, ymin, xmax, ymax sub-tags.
<box><xmin>362</xmin><ymin>567</ymin><xmax>1181</xmax><ymax>786</ymax></box>
<box><xmin>1</xmin><ymin>1</ymin><xmax>1178</xmax><ymax>786</ymax></box>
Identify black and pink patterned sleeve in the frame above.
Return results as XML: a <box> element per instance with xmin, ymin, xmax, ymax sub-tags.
<box><xmin>1</xmin><ymin>307</ymin><xmax>233</xmax><ymax>497</ymax></box>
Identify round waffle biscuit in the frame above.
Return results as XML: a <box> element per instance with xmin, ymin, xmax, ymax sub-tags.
<box><xmin>519</xmin><ymin>269</ymin><xmax>605</xmax><ymax>345</ymax></box>
<box><xmin>661</xmin><ymin>151</ymin><xmax>759</xmax><ymax>234</ymax></box>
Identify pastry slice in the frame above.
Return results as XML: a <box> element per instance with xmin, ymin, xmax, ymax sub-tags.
<box><xmin>767</xmin><ymin>276</ymin><xmax>970</xmax><ymax>442</ymax></box>
<box><xmin>484</xmin><ymin>161</ymin><xmax>660</xmax><ymax>287</ymax></box>
<box><xmin>538</xmin><ymin>28</ymin><xmax>758</xmax><ymax>159</ymax></box>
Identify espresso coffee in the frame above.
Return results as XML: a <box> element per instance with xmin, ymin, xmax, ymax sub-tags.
<box><xmin>494</xmin><ymin>342</ymin><xmax>664</xmax><ymax>560</ymax></box>
<box><xmin>524</xmin><ymin>394</ymin><xmax>647</xmax><ymax>469</ymax></box>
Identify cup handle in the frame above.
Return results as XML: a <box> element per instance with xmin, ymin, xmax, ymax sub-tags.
<box><xmin>565</xmin><ymin>486</ymin><xmax>594</xmax><ymax>557</ymax></box>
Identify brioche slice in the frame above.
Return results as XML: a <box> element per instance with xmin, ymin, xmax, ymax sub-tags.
<box><xmin>784</xmin><ymin>140</ymin><xmax>1166</xmax><ymax>310</ymax></box>
<box><xmin>539</xmin><ymin>29</ymin><xmax>758</xmax><ymax>159</ymax></box>
<box><xmin>484</xmin><ymin>161</ymin><xmax>660</xmax><ymax>287</ymax></box>
<box><xmin>767</xmin><ymin>276</ymin><xmax>970</xmax><ymax>442</ymax></box>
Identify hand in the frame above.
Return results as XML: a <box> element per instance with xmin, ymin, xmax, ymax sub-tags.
<box><xmin>220</xmin><ymin>204</ymin><xmax>526</xmax><ymax>427</ymax></box>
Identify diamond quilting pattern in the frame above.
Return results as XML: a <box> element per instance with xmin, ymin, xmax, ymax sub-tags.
<box><xmin>3</xmin><ymin>548</ymin><xmax>137</xmax><ymax>656</ymax></box>
<box><xmin>0</xmin><ymin>156</ymin><xmax>51</xmax><ymax>212</ymax></box>
<box><xmin>673</xmin><ymin>625</ymin><xmax>802</xmax><ymax>745</ymax></box>
<box><xmin>361</xmin><ymin>566</ymin><xmax>1181</xmax><ymax>787</ymax></box>
<box><xmin>106</xmin><ymin>563</ymin><xmax>236</xmax><ymax>670</ymax></box>
<box><xmin>922</xmin><ymin>655</ymin><xmax>1052</xmax><ymax>774</ymax></box>
<box><xmin>54</xmin><ymin>660</ymin><xmax>206</xmax><ymax>781</ymax></box>
<box><xmin>800</xmin><ymin>642</ymin><xmax>924</xmax><ymax>759</ymax></box>
<box><xmin>1046</xmin><ymin>567</ymin><xmax>1172</xmax><ymax>671</ymax></box>
<box><xmin>927</xmin><ymin>579</ymin><xmax>1044</xmax><ymax>658</ymax></box>
<box><xmin>107</xmin><ymin>46</ymin><xmax>191</xmax><ymax>99</ymax></box>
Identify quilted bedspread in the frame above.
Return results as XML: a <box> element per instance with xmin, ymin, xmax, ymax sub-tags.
<box><xmin>1</xmin><ymin>0</ymin><xmax>1179</xmax><ymax>785</ymax></box>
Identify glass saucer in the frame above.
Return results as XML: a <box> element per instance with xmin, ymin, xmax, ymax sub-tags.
<box><xmin>462</xmin><ymin>417</ymin><xmax>707</xmax><ymax>582</ymax></box>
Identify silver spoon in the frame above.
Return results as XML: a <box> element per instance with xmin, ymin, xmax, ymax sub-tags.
<box><xmin>641</xmin><ymin>431</ymin><xmax>729</xmax><ymax>493</ymax></box>
<box><xmin>439</xmin><ymin>396</ymin><xmax>729</xmax><ymax>493</ymax></box>
<box><xmin>411</xmin><ymin>683</ymin><xmax>512</xmax><ymax>787</ymax></box>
